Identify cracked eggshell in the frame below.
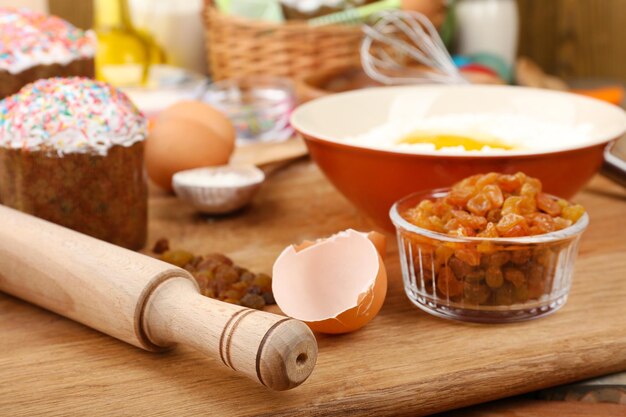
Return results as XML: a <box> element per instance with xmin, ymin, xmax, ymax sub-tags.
<box><xmin>272</xmin><ymin>229</ymin><xmax>387</xmax><ymax>334</ymax></box>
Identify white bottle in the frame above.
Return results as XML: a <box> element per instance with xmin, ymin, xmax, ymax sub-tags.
<box><xmin>129</xmin><ymin>0</ymin><xmax>207</xmax><ymax>74</ymax></box>
<box><xmin>455</xmin><ymin>0</ymin><xmax>519</xmax><ymax>68</ymax></box>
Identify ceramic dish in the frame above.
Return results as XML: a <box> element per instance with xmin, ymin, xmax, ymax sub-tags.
<box><xmin>390</xmin><ymin>188</ymin><xmax>588</xmax><ymax>323</ymax></box>
<box><xmin>120</xmin><ymin>65</ymin><xmax>207</xmax><ymax>119</ymax></box>
<box><xmin>291</xmin><ymin>85</ymin><xmax>626</xmax><ymax>230</ymax></box>
<box><xmin>172</xmin><ymin>165</ymin><xmax>265</xmax><ymax>214</ymax></box>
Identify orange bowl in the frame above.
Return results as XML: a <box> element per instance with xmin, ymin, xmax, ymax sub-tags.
<box><xmin>291</xmin><ymin>85</ymin><xmax>626</xmax><ymax>230</ymax></box>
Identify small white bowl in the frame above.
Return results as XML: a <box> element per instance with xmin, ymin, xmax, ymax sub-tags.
<box><xmin>172</xmin><ymin>165</ymin><xmax>265</xmax><ymax>214</ymax></box>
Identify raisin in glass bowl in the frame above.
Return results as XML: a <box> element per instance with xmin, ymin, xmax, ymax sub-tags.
<box><xmin>390</xmin><ymin>189</ymin><xmax>589</xmax><ymax>323</ymax></box>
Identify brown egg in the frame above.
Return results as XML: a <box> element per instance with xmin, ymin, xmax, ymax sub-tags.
<box><xmin>146</xmin><ymin>101</ymin><xmax>236</xmax><ymax>191</ymax></box>
<box><xmin>158</xmin><ymin>100</ymin><xmax>236</xmax><ymax>151</ymax></box>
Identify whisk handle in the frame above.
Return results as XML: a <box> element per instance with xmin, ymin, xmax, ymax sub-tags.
<box><xmin>308</xmin><ymin>0</ymin><xmax>401</xmax><ymax>26</ymax></box>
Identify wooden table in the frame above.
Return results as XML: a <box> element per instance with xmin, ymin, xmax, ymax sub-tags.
<box><xmin>1</xmin><ymin>160</ymin><xmax>626</xmax><ymax>416</ymax></box>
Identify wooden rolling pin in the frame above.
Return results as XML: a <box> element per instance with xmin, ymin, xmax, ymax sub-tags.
<box><xmin>0</xmin><ymin>205</ymin><xmax>317</xmax><ymax>391</ymax></box>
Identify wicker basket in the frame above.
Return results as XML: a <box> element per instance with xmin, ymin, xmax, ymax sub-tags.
<box><xmin>203</xmin><ymin>0</ymin><xmax>363</xmax><ymax>81</ymax></box>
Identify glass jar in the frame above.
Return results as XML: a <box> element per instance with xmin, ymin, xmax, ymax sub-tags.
<box><xmin>390</xmin><ymin>188</ymin><xmax>589</xmax><ymax>323</ymax></box>
<box><xmin>200</xmin><ymin>76</ymin><xmax>296</xmax><ymax>143</ymax></box>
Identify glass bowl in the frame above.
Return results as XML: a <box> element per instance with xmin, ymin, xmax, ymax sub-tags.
<box><xmin>390</xmin><ymin>188</ymin><xmax>589</xmax><ymax>323</ymax></box>
<box><xmin>200</xmin><ymin>76</ymin><xmax>296</xmax><ymax>143</ymax></box>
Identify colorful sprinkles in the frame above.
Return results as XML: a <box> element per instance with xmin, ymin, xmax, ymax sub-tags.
<box><xmin>0</xmin><ymin>77</ymin><xmax>147</xmax><ymax>155</ymax></box>
<box><xmin>0</xmin><ymin>8</ymin><xmax>95</xmax><ymax>74</ymax></box>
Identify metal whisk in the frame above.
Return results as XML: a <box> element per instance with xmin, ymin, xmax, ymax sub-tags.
<box><xmin>361</xmin><ymin>10</ymin><xmax>468</xmax><ymax>85</ymax></box>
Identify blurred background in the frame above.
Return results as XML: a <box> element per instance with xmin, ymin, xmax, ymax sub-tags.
<box><xmin>2</xmin><ymin>0</ymin><xmax>625</xmax><ymax>146</ymax></box>
<box><xmin>3</xmin><ymin>0</ymin><xmax>623</xmax><ymax>83</ymax></box>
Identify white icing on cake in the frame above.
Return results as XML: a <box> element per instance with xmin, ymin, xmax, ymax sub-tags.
<box><xmin>0</xmin><ymin>7</ymin><xmax>96</xmax><ymax>74</ymax></box>
<box><xmin>0</xmin><ymin>77</ymin><xmax>147</xmax><ymax>156</ymax></box>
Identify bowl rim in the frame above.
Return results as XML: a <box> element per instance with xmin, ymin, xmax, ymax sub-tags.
<box><xmin>389</xmin><ymin>187</ymin><xmax>589</xmax><ymax>244</ymax></box>
<box><xmin>291</xmin><ymin>84</ymin><xmax>626</xmax><ymax>159</ymax></box>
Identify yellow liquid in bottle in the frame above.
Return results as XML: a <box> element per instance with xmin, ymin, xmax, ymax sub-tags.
<box><xmin>399</xmin><ymin>132</ymin><xmax>515</xmax><ymax>151</ymax></box>
<box><xmin>94</xmin><ymin>0</ymin><xmax>162</xmax><ymax>86</ymax></box>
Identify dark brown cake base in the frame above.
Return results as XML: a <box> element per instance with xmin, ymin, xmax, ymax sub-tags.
<box><xmin>0</xmin><ymin>142</ymin><xmax>148</xmax><ymax>250</ymax></box>
<box><xmin>0</xmin><ymin>58</ymin><xmax>94</xmax><ymax>99</ymax></box>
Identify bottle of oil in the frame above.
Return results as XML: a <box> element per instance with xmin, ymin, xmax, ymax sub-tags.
<box><xmin>94</xmin><ymin>0</ymin><xmax>162</xmax><ymax>86</ymax></box>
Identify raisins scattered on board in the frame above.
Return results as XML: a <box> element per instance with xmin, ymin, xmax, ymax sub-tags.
<box><xmin>154</xmin><ymin>239</ymin><xmax>275</xmax><ymax>309</ymax></box>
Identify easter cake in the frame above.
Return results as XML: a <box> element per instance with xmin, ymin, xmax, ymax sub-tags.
<box><xmin>0</xmin><ymin>77</ymin><xmax>148</xmax><ymax>250</ymax></box>
<box><xmin>0</xmin><ymin>8</ymin><xmax>95</xmax><ymax>99</ymax></box>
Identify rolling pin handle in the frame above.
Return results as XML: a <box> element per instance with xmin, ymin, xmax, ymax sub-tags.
<box><xmin>142</xmin><ymin>278</ymin><xmax>317</xmax><ymax>391</ymax></box>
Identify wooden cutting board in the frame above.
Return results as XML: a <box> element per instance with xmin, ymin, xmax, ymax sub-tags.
<box><xmin>1</xmin><ymin>160</ymin><xmax>625</xmax><ymax>416</ymax></box>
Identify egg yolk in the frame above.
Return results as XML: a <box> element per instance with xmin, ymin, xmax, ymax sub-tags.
<box><xmin>398</xmin><ymin>132</ymin><xmax>515</xmax><ymax>151</ymax></box>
